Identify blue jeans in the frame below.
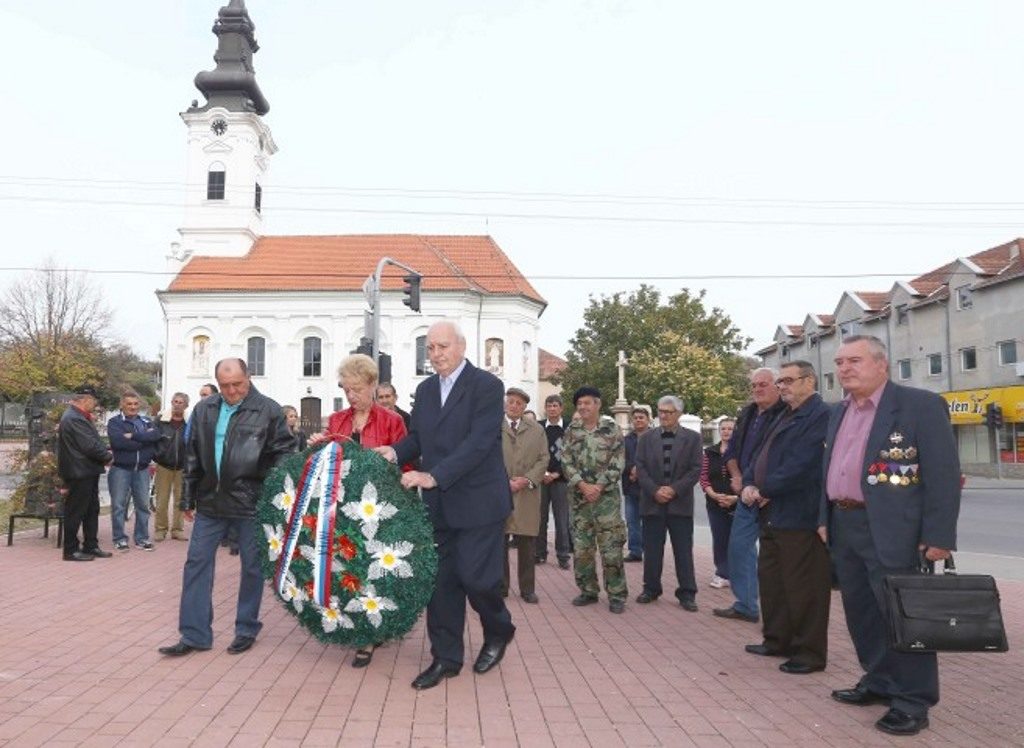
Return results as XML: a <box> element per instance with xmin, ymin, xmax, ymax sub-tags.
<box><xmin>108</xmin><ymin>466</ymin><xmax>152</xmax><ymax>545</ymax></box>
<box><xmin>178</xmin><ymin>513</ymin><xmax>264</xmax><ymax>649</ymax></box>
<box><xmin>623</xmin><ymin>493</ymin><xmax>643</xmax><ymax>557</ymax></box>
<box><xmin>726</xmin><ymin>501</ymin><xmax>760</xmax><ymax>616</ymax></box>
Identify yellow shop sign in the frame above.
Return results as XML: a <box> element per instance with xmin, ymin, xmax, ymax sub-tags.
<box><xmin>942</xmin><ymin>385</ymin><xmax>1024</xmax><ymax>425</ymax></box>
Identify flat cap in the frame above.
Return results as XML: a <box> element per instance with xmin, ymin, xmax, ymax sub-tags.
<box><xmin>73</xmin><ymin>385</ymin><xmax>99</xmax><ymax>398</ymax></box>
<box><xmin>572</xmin><ymin>386</ymin><xmax>602</xmax><ymax>404</ymax></box>
<box><xmin>505</xmin><ymin>386</ymin><xmax>530</xmax><ymax>403</ymax></box>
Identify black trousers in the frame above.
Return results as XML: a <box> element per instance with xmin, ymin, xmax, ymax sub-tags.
<box><xmin>758</xmin><ymin>526</ymin><xmax>831</xmax><ymax>668</ymax></box>
<box><xmin>537</xmin><ymin>479</ymin><xmax>572</xmax><ymax>561</ymax></box>
<box><xmin>503</xmin><ymin>534</ymin><xmax>536</xmax><ymax>596</ymax></box>
<box><xmin>63</xmin><ymin>475</ymin><xmax>100</xmax><ymax>555</ymax></box>
<box><xmin>641</xmin><ymin>513</ymin><xmax>696</xmax><ymax>602</ymax></box>
<box><xmin>429</xmin><ymin>519</ymin><xmax>516</xmax><ymax>667</ymax></box>
<box><xmin>832</xmin><ymin>508</ymin><xmax>939</xmax><ymax>717</ymax></box>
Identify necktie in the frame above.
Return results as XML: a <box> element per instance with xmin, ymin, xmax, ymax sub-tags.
<box><xmin>511</xmin><ymin>420</ymin><xmax>519</xmax><ymax>433</ymax></box>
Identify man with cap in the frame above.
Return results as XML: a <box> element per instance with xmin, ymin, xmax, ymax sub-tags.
<box><xmin>56</xmin><ymin>386</ymin><xmax>114</xmax><ymax>561</ymax></box>
<box><xmin>501</xmin><ymin>386</ymin><xmax>549</xmax><ymax>604</ymax></box>
<box><xmin>560</xmin><ymin>386</ymin><xmax>628</xmax><ymax>613</ymax></box>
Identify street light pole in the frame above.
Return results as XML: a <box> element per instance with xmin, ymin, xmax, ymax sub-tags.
<box><xmin>365</xmin><ymin>256</ymin><xmax>422</xmax><ymax>365</ymax></box>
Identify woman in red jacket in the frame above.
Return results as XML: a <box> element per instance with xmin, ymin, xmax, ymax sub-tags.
<box><xmin>308</xmin><ymin>353</ymin><xmax>407</xmax><ymax>669</ymax></box>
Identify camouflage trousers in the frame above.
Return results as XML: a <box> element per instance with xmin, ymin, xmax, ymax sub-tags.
<box><xmin>571</xmin><ymin>491</ymin><xmax>628</xmax><ymax>601</ymax></box>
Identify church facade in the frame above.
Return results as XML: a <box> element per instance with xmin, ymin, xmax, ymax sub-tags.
<box><xmin>158</xmin><ymin>1</ymin><xmax>546</xmax><ymax>428</ymax></box>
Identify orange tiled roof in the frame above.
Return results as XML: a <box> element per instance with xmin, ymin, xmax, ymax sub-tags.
<box><xmin>853</xmin><ymin>291</ymin><xmax>889</xmax><ymax>311</ymax></box>
<box><xmin>816</xmin><ymin>314</ymin><xmax>835</xmax><ymax>326</ymax></box>
<box><xmin>538</xmin><ymin>348</ymin><xmax>567</xmax><ymax>380</ymax></box>
<box><xmin>167</xmin><ymin>235</ymin><xmax>546</xmax><ymax>305</ymax></box>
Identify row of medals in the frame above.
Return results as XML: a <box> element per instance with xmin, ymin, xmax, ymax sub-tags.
<box><xmin>869</xmin><ymin>445</ymin><xmax>919</xmax><ymax>486</ymax></box>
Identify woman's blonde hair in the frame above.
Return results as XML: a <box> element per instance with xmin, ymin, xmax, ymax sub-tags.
<box><xmin>337</xmin><ymin>353</ymin><xmax>379</xmax><ymax>387</ymax></box>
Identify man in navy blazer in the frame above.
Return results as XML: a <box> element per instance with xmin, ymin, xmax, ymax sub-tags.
<box><xmin>740</xmin><ymin>361</ymin><xmax>832</xmax><ymax>675</ymax></box>
<box><xmin>378</xmin><ymin>320</ymin><xmax>516</xmax><ymax>690</ymax></box>
<box><xmin>819</xmin><ymin>335</ymin><xmax>960</xmax><ymax>737</ymax></box>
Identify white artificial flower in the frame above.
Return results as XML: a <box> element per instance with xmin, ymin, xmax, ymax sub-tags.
<box><xmin>343</xmin><ymin>584</ymin><xmax>398</xmax><ymax>628</ymax></box>
<box><xmin>320</xmin><ymin>596</ymin><xmax>355</xmax><ymax>632</ymax></box>
<box><xmin>281</xmin><ymin>572</ymin><xmax>306</xmax><ymax>613</ymax></box>
<box><xmin>263</xmin><ymin>524</ymin><xmax>283</xmax><ymax>561</ymax></box>
<box><xmin>365</xmin><ymin>539</ymin><xmax>414</xmax><ymax>580</ymax></box>
<box><xmin>340</xmin><ymin>482</ymin><xmax>398</xmax><ymax>539</ymax></box>
<box><xmin>272</xmin><ymin>474</ymin><xmax>297</xmax><ymax>518</ymax></box>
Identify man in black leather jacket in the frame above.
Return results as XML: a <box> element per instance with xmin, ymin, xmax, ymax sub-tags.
<box><xmin>57</xmin><ymin>386</ymin><xmax>113</xmax><ymax>561</ymax></box>
<box><xmin>159</xmin><ymin>358</ymin><xmax>293</xmax><ymax>657</ymax></box>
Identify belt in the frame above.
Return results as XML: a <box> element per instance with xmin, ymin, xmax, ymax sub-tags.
<box><xmin>831</xmin><ymin>498</ymin><xmax>865</xmax><ymax>510</ymax></box>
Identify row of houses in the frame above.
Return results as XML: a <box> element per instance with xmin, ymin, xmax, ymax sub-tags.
<box><xmin>757</xmin><ymin>238</ymin><xmax>1024</xmax><ymax>476</ymax></box>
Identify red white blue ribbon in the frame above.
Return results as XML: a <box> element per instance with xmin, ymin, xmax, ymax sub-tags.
<box><xmin>275</xmin><ymin>445</ymin><xmax>328</xmax><ymax>598</ymax></box>
<box><xmin>311</xmin><ymin>443</ymin><xmax>344</xmax><ymax>606</ymax></box>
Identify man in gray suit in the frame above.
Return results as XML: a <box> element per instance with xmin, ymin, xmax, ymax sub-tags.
<box><xmin>819</xmin><ymin>335</ymin><xmax>960</xmax><ymax>737</ymax></box>
<box><xmin>634</xmin><ymin>395</ymin><xmax>703</xmax><ymax>611</ymax></box>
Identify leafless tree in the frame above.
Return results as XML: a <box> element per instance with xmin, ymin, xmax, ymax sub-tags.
<box><xmin>0</xmin><ymin>259</ymin><xmax>112</xmax><ymax>353</ymax></box>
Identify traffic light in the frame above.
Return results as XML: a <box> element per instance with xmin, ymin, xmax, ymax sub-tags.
<box><xmin>352</xmin><ymin>337</ymin><xmax>373</xmax><ymax>356</ymax></box>
<box><xmin>991</xmin><ymin>403</ymin><xmax>1003</xmax><ymax>429</ymax></box>
<box><xmin>402</xmin><ymin>273</ymin><xmax>422</xmax><ymax>312</ymax></box>
<box><xmin>378</xmin><ymin>352</ymin><xmax>392</xmax><ymax>384</ymax></box>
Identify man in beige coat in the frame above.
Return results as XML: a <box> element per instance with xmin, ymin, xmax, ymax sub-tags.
<box><xmin>501</xmin><ymin>387</ymin><xmax>550</xmax><ymax>603</ymax></box>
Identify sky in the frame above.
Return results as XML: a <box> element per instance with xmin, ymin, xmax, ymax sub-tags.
<box><xmin>2</xmin><ymin>1</ymin><xmax>1024</xmax><ymax>361</ymax></box>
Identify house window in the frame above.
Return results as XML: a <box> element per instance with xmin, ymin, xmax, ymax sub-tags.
<box><xmin>927</xmin><ymin>353</ymin><xmax>942</xmax><ymax>376</ymax></box>
<box><xmin>254</xmin><ymin>182</ymin><xmax>262</xmax><ymax>213</ymax></box>
<box><xmin>960</xmin><ymin>347</ymin><xmax>977</xmax><ymax>372</ymax></box>
<box><xmin>303</xmin><ymin>336</ymin><xmax>322</xmax><ymax>377</ymax></box>
<box><xmin>895</xmin><ymin>305</ymin><xmax>908</xmax><ymax>326</ymax></box>
<box><xmin>823</xmin><ymin>373</ymin><xmax>835</xmax><ymax>391</ymax></box>
<box><xmin>333</xmin><ymin>397</ymin><xmax>344</xmax><ymax>412</ymax></box>
<box><xmin>956</xmin><ymin>286</ymin><xmax>973</xmax><ymax>310</ymax></box>
<box><xmin>897</xmin><ymin>359</ymin><xmax>911</xmax><ymax>380</ymax></box>
<box><xmin>807</xmin><ymin>335</ymin><xmax>817</xmax><ymax>349</ymax></box>
<box><xmin>207</xmin><ymin>167</ymin><xmax>226</xmax><ymax>200</ymax></box>
<box><xmin>839</xmin><ymin>321</ymin><xmax>861</xmax><ymax>339</ymax></box>
<box><xmin>247</xmin><ymin>336</ymin><xmax>266</xmax><ymax>377</ymax></box>
<box><xmin>998</xmin><ymin>340</ymin><xmax>1018</xmax><ymax>366</ymax></box>
<box><xmin>415</xmin><ymin>335</ymin><xmax>433</xmax><ymax>376</ymax></box>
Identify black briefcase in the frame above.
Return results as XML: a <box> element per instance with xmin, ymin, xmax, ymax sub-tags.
<box><xmin>883</xmin><ymin>552</ymin><xmax>1009</xmax><ymax>653</ymax></box>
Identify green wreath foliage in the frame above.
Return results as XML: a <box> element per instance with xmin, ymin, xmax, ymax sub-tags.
<box><xmin>256</xmin><ymin>441</ymin><xmax>437</xmax><ymax>648</ymax></box>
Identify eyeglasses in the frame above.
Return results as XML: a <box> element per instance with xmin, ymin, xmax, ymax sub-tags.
<box><xmin>775</xmin><ymin>375</ymin><xmax>809</xmax><ymax>386</ymax></box>
<box><xmin>657</xmin><ymin>409</ymin><xmax>678</xmax><ymax>415</ymax></box>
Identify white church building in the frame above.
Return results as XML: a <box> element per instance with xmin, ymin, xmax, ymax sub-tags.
<box><xmin>157</xmin><ymin>1</ymin><xmax>546</xmax><ymax>430</ymax></box>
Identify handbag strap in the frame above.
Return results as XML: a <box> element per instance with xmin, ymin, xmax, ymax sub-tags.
<box><xmin>918</xmin><ymin>549</ymin><xmax>957</xmax><ymax>575</ymax></box>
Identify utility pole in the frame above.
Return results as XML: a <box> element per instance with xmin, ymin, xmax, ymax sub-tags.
<box><xmin>362</xmin><ymin>257</ymin><xmax>422</xmax><ymax>365</ymax></box>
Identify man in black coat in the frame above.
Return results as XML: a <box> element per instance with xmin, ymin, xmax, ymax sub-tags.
<box><xmin>158</xmin><ymin>358</ymin><xmax>293</xmax><ymax>657</ymax></box>
<box><xmin>740</xmin><ymin>360</ymin><xmax>831</xmax><ymax>675</ymax></box>
<box><xmin>819</xmin><ymin>335</ymin><xmax>960</xmax><ymax>737</ymax></box>
<box><xmin>378</xmin><ymin>320</ymin><xmax>516</xmax><ymax>690</ymax></box>
<box><xmin>634</xmin><ymin>395</ymin><xmax>703</xmax><ymax>611</ymax></box>
<box><xmin>57</xmin><ymin>386</ymin><xmax>113</xmax><ymax>561</ymax></box>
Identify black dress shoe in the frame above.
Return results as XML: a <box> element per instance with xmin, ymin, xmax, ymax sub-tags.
<box><xmin>63</xmin><ymin>551</ymin><xmax>95</xmax><ymax>562</ymax></box>
<box><xmin>473</xmin><ymin>632</ymin><xmax>514</xmax><ymax>674</ymax></box>
<box><xmin>158</xmin><ymin>641</ymin><xmax>208</xmax><ymax>656</ymax></box>
<box><xmin>713</xmin><ymin>606</ymin><xmax>759</xmax><ymax>623</ymax></box>
<box><xmin>779</xmin><ymin>659</ymin><xmax>824</xmax><ymax>674</ymax></box>
<box><xmin>744</xmin><ymin>643</ymin><xmax>787</xmax><ymax>657</ymax></box>
<box><xmin>679</xmin><ymin>599</ymin><xmax>699</xmax><ymax>612</ymax></box>
<box><xmin>831</xmin><ymin>684</ymin><xmax>891</xmax><ymax>706</ymax></box>
<box><xmin>226</xmin><ymin>635</ymin><xmax>255</xmax><ymax>654</ymax></box>
<box><xmin>876</xmin><ymin>708</ymin><xmax>929</xmax><ymax>736</ymax></box>
<box><xmin>635</xmin><ymin>591</ymin><xmax>660</xmax><ymax>604</ymax></box>
<box><xmin>521</xmin><ymin>592</ymin><xmax>539</xmax><ymax>604</ymax></box>
<box><xmin>412</xmin><ymin>660</ymin><xmax>461</xmax><ymax>689</ymax></box>
<box><xmin>83</xmin><ymin>547</ymin><xmax>113</xmax><ymax>558</ymax></box>
<box><xmin>623</xmin><ymin>554</ymin><xmax>643</xmax><ymax>562</ymax></box>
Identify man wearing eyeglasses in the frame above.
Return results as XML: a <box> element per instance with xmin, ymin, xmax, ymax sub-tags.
<box><xmin>714</xmin><ymin>368</ymin><xmax>786</xmax><ymax>624</ymax></box>
<box><xmin>739</xmin><ymin>361</ymin><xmax>832</xmax><ymax>675</ymax></box>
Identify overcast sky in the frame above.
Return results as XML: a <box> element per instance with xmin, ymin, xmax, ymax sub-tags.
<box><xmin>2</xmin><ymin>1</ymin><xmax>1023</xmax><ymax>361</ymax></box>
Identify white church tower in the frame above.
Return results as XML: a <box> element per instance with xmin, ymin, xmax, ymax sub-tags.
<box><xmin>171</xmin><ymin>0</ymin><xmax>277</xmax><ymax>266</ymax></box>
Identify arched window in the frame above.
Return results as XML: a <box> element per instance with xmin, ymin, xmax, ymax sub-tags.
<box><xmin>247</xmin><ymin>336</ymin><xmax>266</xmax><ymax>376</ymax></box>
<box><xmin>303</xmin><ymin>336</ymin><xmax>322</xmax><ymax>377</ymax></box>
<box><xmin>207</xmin><ymin>162</ymin><xmax>226</xmax><ymax>200</ymax></box>
<box><xmin>415</xmin><ymin>335</ymin><xmax>433</xmax><ymax>376</ymax></box>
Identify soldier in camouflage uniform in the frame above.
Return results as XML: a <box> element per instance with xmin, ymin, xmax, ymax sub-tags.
<box><xmin>560</xmin><ymin>387</ymin><xmax>628</xmax><ymax>613</ymax></box>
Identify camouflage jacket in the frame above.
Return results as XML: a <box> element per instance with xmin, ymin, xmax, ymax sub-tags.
<box><xmin>561</xmin><ymin>417</ymin><xmax>625</xmax><ymax>498</ymax></box>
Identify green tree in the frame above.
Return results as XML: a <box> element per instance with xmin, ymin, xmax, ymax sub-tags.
<box><xmin>0</xmin><ymin>263</ymin><xmax>157</xmax><ymax>405</ymax></box>
<box><xmin>559</xmin><ymin>285</ymin><xmax>751</xmax><ymax>415</ymax></box>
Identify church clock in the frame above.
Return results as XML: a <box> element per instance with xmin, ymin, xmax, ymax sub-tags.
<box><xmin>211</xmin><ymin>118</ymin><xmax>228</xmax><ymax>136</ymax></box>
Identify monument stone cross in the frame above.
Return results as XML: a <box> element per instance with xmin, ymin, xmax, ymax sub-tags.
<box><xmin>612</xmin><ymin>350</ymin><xmax>630</xmax><ymax>432</ymax></box>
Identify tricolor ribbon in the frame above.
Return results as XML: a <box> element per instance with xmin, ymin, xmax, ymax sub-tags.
<box><xmin>311</xmin><ymin>443</ymin><xmax>345</xmax><ymax>606</ymax></box>
<box><xmin>274</xmin><ymin>444</ymin><xmax>332</xmax><ymax>599</ymax></box>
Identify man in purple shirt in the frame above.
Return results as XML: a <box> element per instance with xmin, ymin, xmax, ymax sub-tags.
<box><xmin>819</xmin><ymin>335</ymin><xmax>960</xmax><ymax>737</ymax></box>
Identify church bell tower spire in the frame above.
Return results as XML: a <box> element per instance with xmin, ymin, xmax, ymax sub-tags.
<box><xmin>172</xmin><ymin>0</ymin><xmax>277</xmax><ymax>263</ymax></box>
